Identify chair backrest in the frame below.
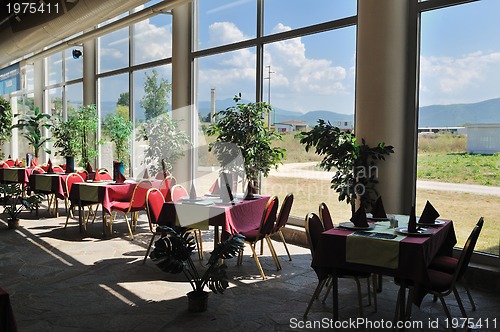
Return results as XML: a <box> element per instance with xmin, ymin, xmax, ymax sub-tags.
<box><xmin>98</xmin><ymin>170</ymin><xmax>113</xmax><ymax>181</ymax></box>
<box><xmin>275</xmin><ymin>193</ymin><xmax>294</xmax><ymax>230</ymax></box>
<box><xmin>4</xmin><ymin>159</ymin><xmax>15</xmax><ymax>167</ymax></box>
<box><xmin>454</xmin><ymin>217</ymin><xmax>484</xmax><ymax>282</ymax></box>
<box><xmin>146</xmin><ymin>188</ymin><xmax>165</xmax><ymax>230</ymax></box>
<box><xmin>319</xmin><ymin>202</ymin><xmax>334</xmax><ymax>231</ymax></box>
<box><xmin>40</xmin><ymin>164</ymin><xmax>50</xmax><ymax>172</ymax></box>
<box><xmin>258</xmin><ymin>196</ymin><xmax>279</xmax><ymax>236</ymax></box>
<box><xmin>130</xmin><ymin>179</ymin><xmax>153</xmax><ymax>210</ymax></box>
<box><xmin>52</xmin><ymin>165</ymin><xmax>64</xmax><ymax>173</ymax></box>
<box><xmin>77</xmin><ymin>170</ymin><xmax>88</xmax><ymax>180</ymax></box>
<box><xmin>160</xmin><ymin>176</ymin><xmax>176</xmax><ymax>202</ymax></box>
<box><xmin>305</xmin><ymin>212</ymin><xmax>324</xmax><ymax>256</ymax></box>
<box><xmin>170</xmin><ymin>184</ymin><xmax>188</xmax><ymax>202</ymax></box>
<box><xmin>32</xmin><ymin>166</ymin><xmax>46</xmax><ymax>174</ymax></box>
<box><xmin>65</xmin><ymin>173</ymin><xmax>85</xmax><ymax>197</ymax></box>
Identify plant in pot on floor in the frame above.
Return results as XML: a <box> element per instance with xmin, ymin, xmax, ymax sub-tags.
<box><xmin>13</xmin><ymin>106</ymin><xmax>53</xmax><ymax>160</ymax></box>
<box><xmin>0</xmin><ymin>183</ymin><xmax>43</xmax><ymax>229</ymax></box>
<box><xmin>206</xmin><ymin>93</ymin><xmax>286</xmax><ymax>198</ymax></box>
<box><xmin>150</xmin><ymin>226</ymin><xmax>245</xmax><ymax>312</ymax></box>
<box><xmin>102</xmin><ymin>112</ymin><xmax>133</xmax><ymax>179</ymax></box>
<box><xmin>52</xmin><ymin>115</ymin><xmax>80</xmax><ymax>173</ymax></box>
<box><xmin>0</xmin><ymin>96</ymin><xmax>13</xmax><ymax>160</ymax></box>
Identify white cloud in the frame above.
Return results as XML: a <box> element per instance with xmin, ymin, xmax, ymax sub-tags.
<box><xmin>420</xmin><ymin>51</ymin><xmax>500</xmax><ymax>105</ymax></box>
<box><xmin>133</xmin><ymin>19</ymin><xmax>172</xmax><ymax>63</ymax></box>
<box><xmin>208</xmin><ymin>22</ymin><xmax>247</xmax><ymax>46</ymax></box>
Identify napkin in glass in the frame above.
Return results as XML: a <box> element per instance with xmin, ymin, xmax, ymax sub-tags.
<box><xmin>419</xmin><ymin>200</ymin><xmax>440</xmax><ymax>224</ymax></box>
<box><xmin>408</xmin><ymin>205</ymin><xmax>417</xmax><ymax>233</ymax></box>
<box><xmin>46</xmin><ymin>158</ymin><xmax>54</xmax><ymax>173</ymax></box>
<box><xmin>189</xmin><ymin>183</ymin><xmax>197</xmax><ymax>200</ymax></box>
<box><xmin>143</xmin><ymin>168</ymin><xmax>150</xmax><ymax>179</ymax></box>
<box><xmin>350</xmin><ymin>203</ymin><xmax>369</xmax><ymax>228</ymax></box>
<box><xmin>93</xmin><ymin>170</ymin><xmax>102</xmax><ymax>182</ymax></box>
<box><xmin>115</xmin><ymin>171</ymin><xmax>126</xmax><ymax>184</ymax></box>
<box><xmin>371</xmin><ymin>196</ymin><xmax>387</xmax><ymax>219</ymax></box>
<box><xmin>86</xmin><ymin>162</ymin><xmax>93</xmax><ymax>173</ymax></box>
<box><xmin>209</xmin><ymin>178</ymin><xmax>220</xmax><ymax>195</ymax></box>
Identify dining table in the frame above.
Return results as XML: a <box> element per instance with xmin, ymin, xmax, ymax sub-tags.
<box><xmin>311</xmin><ymin>215</ymin><xmax>457</xmax><ymax>321</ymax></box>
<box><xmin>29</xmin><ymin>172</ymin><xmax>68</xmax><ymax>217</ymax></box>
<box><xmin>0</xmin><ymin>287</ymin><xmax>17</xmax><ymax>332</ymax></box>
<box><xmin>0</xmin><ymin>167</ymin><xmax>32</xmax><ymax>186</ymax></box>
<box><xmin>157</xmin><ymin>195</ymin><xmax>271</xmax><ymax>244</ymax></box>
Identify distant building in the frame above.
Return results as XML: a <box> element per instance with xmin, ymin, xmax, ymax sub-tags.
<box><xmin>466</xmin><ymin>124</ymin><xmax>500</xmax><ymax>154</ymax></box>
<box><xmin>274</xmin><ymin>121</ymin><xmax>309</xmax><ymax>133</ymax></box>
<box><xmin>418</xmin><ymin>127</ymin><xmax>466</xmax><ymax>135</ymax></box>
<box><xmin>334</xmin><ymin>121</ymin><xmax>353</xmax><ymax>131</ymax></box>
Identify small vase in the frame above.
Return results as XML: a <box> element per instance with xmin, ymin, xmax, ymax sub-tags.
<box><xmin>187</xmin><ymin>290</ymin><xmax>209</xmax><ymax>312</ymax></box>
<box><xmin>7</xmin><ymin>218</ymin><xmax>19</xmax><ymax>229</ymax></box>
<box><xmin>113</xmin><ymin>161</ymin><xmax>125</xmax><ymax>181</ymax></box>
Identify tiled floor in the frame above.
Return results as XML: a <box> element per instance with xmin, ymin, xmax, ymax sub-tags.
<box><xmin>1</xmin><ymin>208</ymin><xmax>499</xmax><ymax>331</ymax></box>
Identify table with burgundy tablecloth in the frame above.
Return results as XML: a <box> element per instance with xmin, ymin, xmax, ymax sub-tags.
<box><xmin>0</xmin><ymin>167</ymin><xmax>32</xmax><ymax>186</ymax></box>
<box><xmin>158</xmin><ymin>195</ymin><xmax>270</xmax><ymax>244</ymax></box>
<box><xmin>311</xmin><ymin>216</ymin><xmax>457</xmax><ymax>321</ymax></box>
<box><xmin>29</xmin><ymin>172</ymin><xmax>68</xmax><ymax>217</ymax></box>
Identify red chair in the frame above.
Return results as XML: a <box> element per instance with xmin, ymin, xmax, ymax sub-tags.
<box><xmin>77</xmin><ymin>170</ymin><xmax>88</xmax><ymax>181</ymax></box>
<box><xmin>303</xmin><ymin>212</ymin><xmax>376</xmax><ymax>319</ymax></box>
<box><xmin>64</xmin><ymin>173</ymin><xmax>88</xmax><ymax>228</ymax></box>
<box><xmin>98</xmin><ymin>169</ymin><xmax>113</xmax><ymax>181</ymax></box>
<box><xmin>143</xmin><ymin>188</ymin><xmax>165</xmax><ymax>264</ymax></box>
<box><xmin>52</xmin><ymin>165</ymin><xmax>64</xmax><ymax>173</ymax></box>
<box><xmin>169</xmin><ymin>184</ymin><xmax>204</xmax><ymax>259</ymax></box>
<box><xmin>32</xmin><ymin>166</ymin><xmax>46</xmax><ymax>174</ymax></box>
<box><xmin>237</xmin><ymin>196</ymin><xmax>281</xmax><ymax>279</ymax></box>
<box><xmin>108</xmin><ymin>179</ymin><xmax>153</xmax><ymax>239</ymax></box>
<box><xmin>319</xmin><ymin>202</ymin><xmax>334</xmax><ymax>231</ymax></box>
<box><xmin>159</xmin><ymin>176</ymin><xmax>176</xmax><ymax>202</ymax></box>
<box><xmin>268</xmin><ymin>193</ymin><xmax>294</xmax><ymax>261</ymax></box>
<box><xmin>4</xmin><ymin>159</ymin><xmax>15</xmax><ymax>167</ymax></box>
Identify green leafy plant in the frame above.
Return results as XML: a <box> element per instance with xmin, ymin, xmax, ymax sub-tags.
<box><xmin>140</xmin><ymin>113</ymin><xmax>190</xmax><ymax>175</ymax></box>
<box><xmin>0</xmin><ymin>96</ymin><xmax>13</xmax><ymax>160</ymax></box>
<box><xmin>74</xmin><ymin>104</ymin><xmax>100</xmax><ymax>167</ymax></box>
<box><xmin>13</xmin><ymin>106</ymin><xmax>53</xmax><ymax>158</ymax></box>
<box><xmin>0</xmin><ymin>184</ymin><xmax>42</xmax><ymax>221</ymax></box>
<box><xmin>102</xmin><ymin>113</ymin><xmax>133</xmax><ymax>164</ymax></box>
<box><xmin>52</xmin><ymin>116</ymin><xmax>80</xmax><ymax>157</ymax></box>
<box><xmin>206</xmin><ymin>94</ymin><xmax>286</xmax><ymax>191</ymax></box>
<box><xmin>140</xmin><ymin>69</ymin><xmax>171</xmax><ymax>121</ymax></box>
<box><xmin>150</xmin><ymin>226</ymin><xmax>245</xmax><ymax>294</ymax></box>
<box><xmin>299</xmin><ymin>119</ymin><xmax>394</xmax><ymax>213</ymax></box>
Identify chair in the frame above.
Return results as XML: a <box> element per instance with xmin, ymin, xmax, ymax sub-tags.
<box><xmin>64</xmin><ymin>173</ymin><xmax>94</xmax><ymax>229</ymax></box>
<box><xmin>303</xmin><ymin>212</ymin><xmax>377</xmax><ymax>319</ymax></box>
<box><xmin>428</xmin><ymin>217</ymin><xmax>484</xmax><ymax>311</ymax></box>
<box><xmin>170</xmin><ymin>184</ymin><xmax>204</xmax><ymax>260</ymax></box>
<box><xmin>98</xmin><ymin>169</ymin><xmax>113</xmax><ymax>181</ymax></box>
<box><xmin>77</xmin><ymin>170</ymin><xmax>88</xmax><ymax>181</ymax></box>
<box><xmin>237</xmin><ymin>196</ymin><xmax>281</xmax><ymax>279</ymax></box>
<box><xmin>319</xmin><ymin>202</ymin><xmax>334</xmax><ymax>231</ymax></box>
<box><xmin>143</xmin><ymin>188</ymin><xmax>165</xmax><ymax>264</ymax></box>
<box><xmin>4</xmin><ymin>159</ymin><xmax>15</xmax><ymax>167</ymax></box>
<box><xmin>108</xmin><ymin>179</ymin><xmax>153</xmax><ymax>239</ymax></box>
<box><xmin>32</xmin><ymin>166</ymin><xmax>46</xmax><ymax>174</ymax></box>
<box><xmin>52</xmin><ymin>165</ymin><xmax>64</xmax><ymax>173</ymax></box>
<box><xmin>268</xmin><ymin>193</ymin><xmax>294</xmax><ymax>261</ymax></box>
<box><xmin>159</xmin><ymin>175</ymin><xmax>176</xmax><ymax>202</ymax></box>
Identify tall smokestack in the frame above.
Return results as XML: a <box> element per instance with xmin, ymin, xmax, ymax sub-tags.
<box><xmin>210</xmin><ymin>88</ymin><xmax>216</xmax><ymax>123</ymax></box>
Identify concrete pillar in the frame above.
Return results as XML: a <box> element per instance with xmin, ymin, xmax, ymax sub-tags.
<box><xmin>355</xmin><ymin>0</ymin><xmax>418</xmax><ymax>214</ymax></box>
<box><xmin>171</xmin><ymin>2</ymin><xmax>194</xmax><ymax>185</ymax></box>
<box><xmin>83</xmin><ymin>39</ymin><xmax>96</xmax><ymax>106</ymax></box>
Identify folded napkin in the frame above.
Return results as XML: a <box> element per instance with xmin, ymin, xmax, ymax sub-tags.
<box><xmin>115</xmin><ymin>170</ymin><xmax>126</xmax><ymax>184</ymax></box>
<box><xmin>371</xmin><ymin>196</ymin><xmax>387</xmax><ymax>219</ymax></box>
<box><xmin>46</xmin><ymin>159</ymin><xmax>54</xmax><ymax>173</ymax></box>
<box><xmin>408</xmin><ymin>205</ymin><xmax>417</xmax><ymax>233</ymax></box>
<box><xmin>189</xmin><ymin>183</ymin><xmax>197</xmax><ymax>200</ymax></box>
<box><xmin>209</xmin><ymin>178</ymin><xmax>220</xmax><ymax>195</ymax></box>
<box><xmin>419</xmin><ymin>200</ymin><xmax>440</xmax><ymax>224</ymax></box>
<box><xmin>30</xmin><ymin>158</ymin><xmax>38</xmax><ymax>167</ymax></box>
<box><xmin>350</xmin><ymin>203</ymin><xmax>369</xmax><ymax>228</ymax></box>
<box><xmin>14</xmin><ymin>158</ymin><xmax>20</xmax><ymax>167</ymax></box>
<box><xmin>143</xmin><ymin>168</ymin><xmax>150</xmax><ymax>179</ymax></box>
<box><xmin>86</xmin><ymin>162</ymin><xmax>93</xmax><ymax>173</ymax></box>
<box><xmin>93</xmin><ymin>171</ymin><xmax>102</xmax><ymax>182</ymax></box>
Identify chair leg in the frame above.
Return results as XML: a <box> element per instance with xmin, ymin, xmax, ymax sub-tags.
<box><xmin>437</xmin><ymin>293</ymin><xmax>457</xmax><ymax>332</ymax></box>
<box><xmin>354</xmin><ymin>277</ymin><xmax>364</xmax><ymax>317</ymax></box>
<box><xmin>237</xmin><ymin>248</ymin><xmax>243</xmax><ymax>266</ymax></box>
<box><xmin>265</xmin><ymin>236</ymin><xmax>282</xmax><ymax>270</ymax></box>
<box><xmin>463</xmin><ymin>280</ymin><xmax>476</xmax><ymax>311</ymax></box>
<box><xmin>196</xmin><ymin>229</ymin><xmax>204</xmax><ymax>260</ymax></box>
<box><xmin>250</xmin><ymin>244</ymin><xmax>266</xmax><ymax>279</ymax></box>
<box><xmin>322</xmin><ymin>279</ymin><xmax>332</xmax><ymax>303</ymax></box>
<box><xmin>304</xmin><ymin>279</ymin><xmax>327</xmax><ymax>319</ymax></box>
<box><xmin>452</xmin><ymin>286</ymin><xmax>468</xmax><ymax>318</ymax></box>
<box><xmin>124</xmin><ymin>214</ymin><xmax>134</xmax><ymax>240</ymax></box>
<box><xmin>260</xmin><ymin>239</ymin><xmax>264</xmax><ymax>255</ymax></box>
<box><xmin>278</xmin><ymin>230</ymin><xmax>292</xmax><ymax>261</ymax></box>
<box><xmin>372</xmin><ymin>274</ymin><xmax>378</xmax><ymax>313</ymax></box>
<box><xmin>143</xmin><ymin>234</ymin><xmax>156</xmax><ymax>264</ymax></box>
<box><xmin>366</xmin><ymin>276</ymin><xmax>372</xmax><ymax>306</ymax></box>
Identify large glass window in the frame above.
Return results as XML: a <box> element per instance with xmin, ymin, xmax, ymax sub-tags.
<box><xmin>98</xmin><ymin>27</ymin><xmax>130</xmax><ymax>73</ymax></box>
<box><xmin>46</xmin><ymin>53</ymin><xmax>63</xmax><ymax>85</ymax></box>
<box><xmin>418</xmin><ymin>0</ymin><xmax>500</xmax><ymax>255</ymax></box>
<box><xmin>66</xmin><ymin>83</ymin><xmax>83</xmax><ymax>116</ymax></box>
<box><xmin>197</xmin><ymin>0</ymin><xmax>256</xmax><ymax>51</ymax></box>
<box><xmin>132</xmin><ymin>14</ymin><xmax>172</xmax><ymax>65</ymax></box>
<box><xmin>64</xmin><ymin>47</ymin><xmax>83</xmax><ymax>82</ymax></box>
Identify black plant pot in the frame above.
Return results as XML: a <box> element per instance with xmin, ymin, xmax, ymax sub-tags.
<box><xmin>65</xmin><ymin>156</ymin><xmax>75</xmax><ymax>173</ymax></box>
<box><xmin>113</xmin><ymin>161</ymin><xmax>125</xmax><ymax>181</ymax></box>
<box><xmin>187</xmin><ymin>290</ymin><xmax>209</xmax><ymax>312</ymax></box>
<box><xmin>7</xmin><ymin>218</ymin><xmax>19</xmax><ymax>229</ymax></box>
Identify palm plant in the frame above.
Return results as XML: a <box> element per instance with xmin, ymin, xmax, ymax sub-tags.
<box><xmin>13</xmin><ymin>107</ymin><xmax>53</xmax><ymax>158</ymax></box>
<box><xmin>102</xmin><ymin>113</ymin><xmax>133</xmax><ymax>164</ymax></box>
<box><xmin>0</xmin><ymin>96</ymin><xmax>12</xmax><ymax>160</ymax></box>
<box><xmin>150</xmin><ymin>226</ymin><xmax>245</xmax><ymax>295</ymax></box>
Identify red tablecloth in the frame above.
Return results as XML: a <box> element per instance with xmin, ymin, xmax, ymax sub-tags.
<box><xmin>69</xmin><ymin>182</ymin><xmax>136</xmax><ymax>214</ymax></box>
<box><xmin>0</xmin><ymin>288</ymin><xmax>18</xmax><ymax>332</ymax></box>
<box><xmin>312</xmin><ymin>219</ymin><xmax>457</xmax><ymax>307</ymax></box>
<box><xmin>29</xmin><ymin>173</ymin><xmax>68</xmax><ymax>199</ymax></box>
<box><xmin>158</xmin><ymin>196</ymin><xmax>270</xmax><ymax>241</ymax></box>
<box><xmin>0</xmin><ymin>167</ymin><xmax>32</xmax><ymax>185</ymax></box>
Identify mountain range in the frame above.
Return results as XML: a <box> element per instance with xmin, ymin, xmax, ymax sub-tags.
<box><xmin>98</xmin><ymin>97</ymin><xmax>500</xmax><ymax>127</ymax></box>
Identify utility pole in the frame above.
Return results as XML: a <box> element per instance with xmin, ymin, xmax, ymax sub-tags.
<box><xmin>264</xmin><ymin>65</ymin><xmax>274</xmax><ymax>129</ymax></box>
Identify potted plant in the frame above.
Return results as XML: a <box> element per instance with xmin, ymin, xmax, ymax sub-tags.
<box><xmin>139</xmin><ymin>113</ymin><xmax>190</xmax><ymax>176</ymax></box>
<box><xmin>13</xmin><ymin>106</ymin><xmax>53</xmax><ymax>160</ymax></box>
<box><xmin>150</xmin><ymin>226</ymin><xmax>245</xmax><ymax>312</ymax></box>
<box><xmin>0</xmin><ymin>96</ymin><xmax>12</xmax><ymax>160</ymax></box>
<box><xmin>206</xmin><ymin>94</ymin><xmax>286</xmax><ymax>198</ymax></box>
<box><xmin>52</xmin><ymin>116</ymin><xmax>80</xmax><ymax>173</ymax></box>
<box><xmin>0</xmin><ymin>183</ymin><xmax>42</xmax><ymax>228</ymax></box>
<box><xmin>73</xmin><ymin>104</ymin><xmax>101</xmax><ymax>168</ymax></box>
<box><xmin>102</xmin><ymin>113</ymin><xmax>133</xmax><ymax>178</ymax></box>
<box><xmin>299</xmin><ymin>119</ymin><xmax>394</xmax><ymax>213</ymax></box>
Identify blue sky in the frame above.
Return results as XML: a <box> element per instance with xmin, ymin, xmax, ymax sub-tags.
<box><xmin>95</xmin><ymin>0</ymin><xmax>500</xmax><ymax>115</ymax></box>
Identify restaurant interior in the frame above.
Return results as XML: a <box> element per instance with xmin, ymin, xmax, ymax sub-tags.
<box><xmin>1</xmin><ymin>0</ymin><xmax>499</xmax><ymax>331</ymax></box>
